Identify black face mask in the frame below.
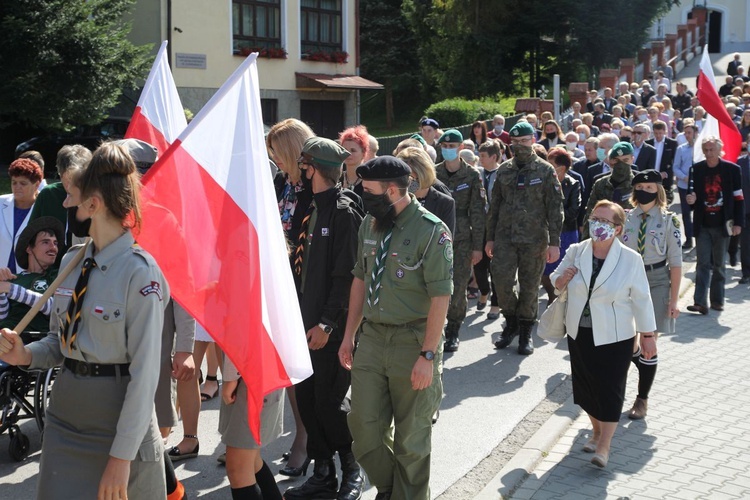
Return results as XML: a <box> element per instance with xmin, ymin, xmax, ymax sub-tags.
<box><xmin>634</xmin><ymin>189</ymin><xmax>658</xmax><ymax>205</ymax></box>
<box><xmin>545</xmin><ymin>132</ymin><xmax>556</xmax><ymax>140</ymax></box>
<box><xmin>362</xmin><ymin>192</ymin><xmax>397</xmax><ymax>231</ymax></box>
<box><xmin>67</xmin><ymin>206</ymin><xmax>91</xmax><ymax>238</ymax></box>
<box><xmin>299</xmin><ymin>167</ymin><xmax>313</xmax><ymax>191</ymax></box>
<box><xmin>620</xmin><ymin>136</ymin><xmax>632</xmax><ymax>143</ymax></box>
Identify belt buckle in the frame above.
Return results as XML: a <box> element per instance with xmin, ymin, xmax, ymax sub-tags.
<box><xmin>76</xmin><ymin>362</ymin><xmax>89</xmax><ymax>376</ymax></box>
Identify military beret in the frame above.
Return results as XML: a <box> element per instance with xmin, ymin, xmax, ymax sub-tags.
<box><xmin>609</xmin><ymin>141</ymin><xmax>635</xmax><ymax>159</ymax></box>
<box><xmin>301</xmin><ymin>137</ymin><xmax>350</xmax><ymax>168</ymax></box>
<box><xmin>409</xmin><ymin>133</ymin><xmax>427</xmax><ymax>147</ymax></box>
<box><xmin>420</xmin><ymin>118</ymin><xmax>440</xmax><ymax>129</ymax></box>
<box><xmin>357</xmin><ymin>155</ymin><xmax>411</xmax><ymax>180</ymax></box>
<box><xmin>632</xmin><ymin>169</ymin><xmax>662</xmax><ymax>185</ymax></box>
<box><xmin>113</xmin><ymin>138</ymin><xmax>159</xmax><ymax>164</ymax></box>
<box><xmin>509</xmin><ymin>122</ymin><xmax>536</xmax><ymax>137</ymax></box>
<box><xmin>437</xmin><ymin>129</ymin><xmax>463</xmax><ymax>144</ymax></box>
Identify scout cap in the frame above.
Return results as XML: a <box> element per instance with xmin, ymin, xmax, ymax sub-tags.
<box><xmin>437</xmin><ymin>129</ymin><xmax>463</xmax><ymax>144</ymax></box>
<box><xmin>15</xmin><ymin>216</ymin><xmax>65</xmax><ymax>270</ymax></box>
<box><xmin>632</xmin><ymin>169</ymin><xmax>662</xmax><ymax>185</ymax></box>
<box><xmin>300</xmin><ymin>137</ymin><xmax>350</xmax><ymax>168</ymax></box>
<box><xmin>509</xmin><ymin>122</ymin><xmax>536</xmax><ymax>137</ymax></box>
<box><xmin>357</xmin><ymin>156</ymin><xmax>411</xmax><ymax>180</ymax></box>
<box><xmin>421</xmin><ymin>118</ymin><xmax>439</xmax><ymax>129</ymax></box>
<box><xmin>609</xmin><ymin>141</ymin><xmax>634</xmax><ymax>159</ymax></box>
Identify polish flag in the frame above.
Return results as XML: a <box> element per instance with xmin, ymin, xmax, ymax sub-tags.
<box><xmin>694</xmin><ymin>46</ymin><xmax>742</xmax><ymax>163</ymax></box>
<box><xmin>138</xmin><ymin>54</ymin><xmax>312</xmax><ymax>441</ymax></box>
<box><xmin>125</xmin><ymin>41</ymin><xmax>187</xmax><ymax>156</ymax></box>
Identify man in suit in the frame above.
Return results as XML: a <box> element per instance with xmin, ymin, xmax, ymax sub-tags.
<box><xmin>727</xmin><ymin>53</ymin><xmax>742</xmax><ymax>77</ymax></box>
<box><xmin>592</xmin><ymin>103</ymin><xmax>613</xmax><ymax>129</ymax></box>
<box><xmin>685</xmin><ymin>136</ymin><xmax>745</xmax><ymax>314</ymax></box>
<box><xmin>602</xmin><ymin>87</ymin><xmax>616</xmax><ymax>113</ymax></box>
<box><xmin>632</xmin><ymin>123</ymin><xmax>657</xmax><ymax>171</ymax></box>
<box><xmin>645</xmin><ymin>120</ymin><xmax>678</xmax><ymax>201</ymax></box>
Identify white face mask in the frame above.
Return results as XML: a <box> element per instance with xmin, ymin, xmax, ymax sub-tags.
<box><xmin>613</xmin><ymin>128</ymin><xmax>621</xmax><ymax>137</ymax></box>
<box><xmin>578</xmin><ymin>133</ymin><xmax>586</xmax><ymax>141</ymax></box>
<box><xmin>565</xmin><ymin>141</ymin><xmax>578</xmax><ymax>151</ymax></box>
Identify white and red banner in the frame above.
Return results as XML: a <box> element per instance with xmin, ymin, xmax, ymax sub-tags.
<box><xmin>694</xmin><ymin>46</ymin><xmax>742</xmax><ymax>163</ymax></box>
<box><xmin>126</xmin><ymin>41</ymin><xmax>187</xmax><ymax>156</ymax></box>
<box><xmin>138</xmin><ymin>54</ymin><xmax>312</xmax><ymax>441</ymax></box>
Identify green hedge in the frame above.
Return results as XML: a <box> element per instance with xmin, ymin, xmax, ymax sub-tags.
<box><xmin>424</xmin><ymin>97</ymin><xmax>515</xmax><ymax>127</ymax></box>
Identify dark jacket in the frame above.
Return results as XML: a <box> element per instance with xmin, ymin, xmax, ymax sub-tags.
<box><xmin>646</xmin><ymin>137</ymin><xmax>678</xmax><ymax>191</ymax></box>
<box><xmin>296</xmin><ymin>186</ymin><xmax>364</xmax><ymax>350</ymax></box>
<box><xmin>634</xmin><ymin>142</ymin><xmax>657</xmax><ymax>171</ymax></box>
<box><xmin>560</xmin><ymin>174</ymin><xmax>581</xmax><ymax>232</ymax></box>
<box><xmin>422</xmin><ymin>186</ymin><xmax>456</xmax><ymax>236</ymax></box>
<box><xmin>688</xmin><ymin>159</ymin><xmax>745</xmax><ymax>237</ymax></box>
<box><xmin>739</xmin><ymin>156</ymin><xmax>750</xmax><ymax>216</ymax></box>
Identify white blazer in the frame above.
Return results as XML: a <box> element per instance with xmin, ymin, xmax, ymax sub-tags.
<box><xmin>550</xmin><ymin>238</ymin><xmax>656</xmax><ymax>346</ymax></box>
<box><xmin>0</xmin><ymin>193</ymin><xmax>32</xmax><ymax>271</ymax></box>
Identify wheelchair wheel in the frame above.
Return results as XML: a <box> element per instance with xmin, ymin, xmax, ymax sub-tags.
<box><xmin>8</xmin><ymin>428</ymin><xmax>30</xmax><ymax>462</ymax></box>
<box><xmin>33</xmin><ymin>367</ymin><xmax>57</xmax><ymax>433</ymax></box>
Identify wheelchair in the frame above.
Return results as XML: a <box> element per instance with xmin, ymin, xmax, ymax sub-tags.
<box><xmin>0</xmin><ymin>332</ymin><xmax>57</xmax><ymax>461</ymax></box>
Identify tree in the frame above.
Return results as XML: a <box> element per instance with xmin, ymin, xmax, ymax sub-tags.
<box><xmin>0</xmin><ymin>0</ymin><xmax>151</xmax><ymax>131</ymax></box>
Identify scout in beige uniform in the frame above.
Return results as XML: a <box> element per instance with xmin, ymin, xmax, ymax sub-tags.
<box><xmin>620</xmin><ymin>169</ymin><xmax>682</xmax><ymax>420</ymax></box>
<box><xmin>0</xmin><ymin>142</ymin><xmax>169</xmax><ymax>499</ymax></box>
<box><xmin>339</xmin><ymin>156</ymin><xmax>453</xmax><ymax>500</ymax></box>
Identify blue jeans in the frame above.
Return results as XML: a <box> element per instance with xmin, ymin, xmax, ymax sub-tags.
<box><xmin>694</xmin><ymin>227</ymin><xmax>730</xmax><ymax>306</ymax></box>
<box><xmin>678</xmin><ymin>188</ymin><xmax>694</xmax><ymax>242</ymax></box>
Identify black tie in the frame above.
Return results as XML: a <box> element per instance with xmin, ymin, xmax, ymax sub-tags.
<box><xmin>61</xmin><ymin>257</ymin><xmax>97</xmax><ymax>352</ymax></box>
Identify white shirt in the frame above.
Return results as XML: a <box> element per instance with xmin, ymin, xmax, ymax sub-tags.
<box><xmin>653</xmin><ymin>138</ymin><xmax>665</xmax><ymax>172</ymax></box>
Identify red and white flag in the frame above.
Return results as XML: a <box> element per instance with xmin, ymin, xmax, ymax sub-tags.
<box><xmin>694</xmin><ymin>46</ymin><xmax>742</xmax><ymax>163</ymax></box>
<box><xmin>126</xmin><ymin>41</ymin><xmax>187</xmax><ymax>156</ymax></box>
<box><xmin>138</xmin><ymin>54</ymin><xmax>312</xmax><ymax>441</ymax></box>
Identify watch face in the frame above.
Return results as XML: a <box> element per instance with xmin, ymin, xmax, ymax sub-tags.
<box><xmin>422</xmin><ymin>350</ymin><xmax>435</xmax><ymax>361</ymax></box>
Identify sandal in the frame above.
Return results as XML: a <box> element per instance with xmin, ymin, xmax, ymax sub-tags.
<box><xmin>200</xmin><ymin>375</ymin><xmax>219</xmax><ymax>402</ymax></box>
<box><xmin>168</xmin><ymin>435</ymin><xmax>199</xmax><ymax>461</ymax></box>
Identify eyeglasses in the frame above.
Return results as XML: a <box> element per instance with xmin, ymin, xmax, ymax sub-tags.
<box><xmin>633</xmin><ymin>131</ymin><xmax>644</xmax><ymax>136</ymax></box>
<box><xmin>589</xmin><ymin>216</ymin><xmax>617</xmax><ymax>227</ymax></box>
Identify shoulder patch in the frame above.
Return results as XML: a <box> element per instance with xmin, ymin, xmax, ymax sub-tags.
<box><xmin>670</xmin><ymin>213</ymin><xmax>680</xmax><ymax>230</ymax></box>
<box><xmin>421</xmin><ymin>211</ymin><xmax>442</xmax><ymax>224</ymax></box>
<box><xmin>140</xmin><ymin>281</ymin><xmax>164</xmax><ymax>301</ymax></box>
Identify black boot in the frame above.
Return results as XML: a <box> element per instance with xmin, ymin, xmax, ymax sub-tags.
<box><xmin>337</xmin><ymin>451</ymin><xmax>364</xmax><ymax>500</ymax></box>
<box><xmin>517</xmin><ymin>320</ymin><xmax>535</xmax><ymax>355</ymax></box>
<box><xmin>444</xmin><ymin>323</ymin><xmax>460</xmax><ymax>352</ymax></box>
<box><xmin>494</xmin><ymin>315</ymin><xmax>518</xmax><ymax>349</ymax></box>
<box><xmin>284</xmin><ymin>458</ymin><xmax>338</xmax><ymax>500</ymax></box>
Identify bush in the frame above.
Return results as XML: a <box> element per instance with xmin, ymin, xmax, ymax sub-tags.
<box><xmin>424</xmin><ymin>96</ymin><xmax>516</xmax><ymax>128</ymax></box>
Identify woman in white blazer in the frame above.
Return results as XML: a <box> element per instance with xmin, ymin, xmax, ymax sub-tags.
<box><xmin>0</xmin><ymin>159</ymin><xmax>43</xmax><ymax>273</ymax></box>
<box><xmin>551</xmin><ymin>200</ymin><xmax>657</xmax><ymax>468</ymax></box>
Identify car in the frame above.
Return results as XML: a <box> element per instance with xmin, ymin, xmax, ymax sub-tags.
<box><xmin>15</xmin><ymin>117</ymin><xmax>130</xmax><ymax>178</ymax></box>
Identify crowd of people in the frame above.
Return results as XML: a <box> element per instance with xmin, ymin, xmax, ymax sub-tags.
<box><xmin>0</xmin><ymin>62</ymin><xmax>749</xmax><ymax>499</ymax></box>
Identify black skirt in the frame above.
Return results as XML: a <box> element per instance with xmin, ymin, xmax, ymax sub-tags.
<box><xmin>567</xmin><ymin>327</ymin><xmax>633</xmax><ymax>422</ymax></box>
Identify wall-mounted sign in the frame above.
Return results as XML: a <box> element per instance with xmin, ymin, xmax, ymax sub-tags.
<box><xmin>175</xmin><ymin>53</ymin><xmax>207</xmax><ymax>69</ymax></box>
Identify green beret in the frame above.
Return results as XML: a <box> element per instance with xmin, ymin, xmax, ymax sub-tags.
<box><xmin>357</xmin><ymin>156</ymin><xmax>411</xmax><ymax>180</ymax></box>
<box><xmin>509</xmin><ymin>122</ymin><xmax>536</xmax><ymax>137</ymax></box>
<box><xmin>632</xmin><ymin>169</ymin><xmax>661</xmax><ymax>185</ymax></box>
<box><xmin>609</xmin><ymin>141</ymin><xmax>634</xmax><ymax>159</ymax></box>
<box><xmin>410</xmin><ymin>133</ymin><xmax>427</xmax><ymax>147</ymax></box>
<box><xmin>437</xmin><ymin>129</ymin><xmax>463</xmax><ymax>144</ymax></box>
<box><xmin>301</xmin><ymin>137</ymin><xmax>350</xmax><ymax>168</ymax></box>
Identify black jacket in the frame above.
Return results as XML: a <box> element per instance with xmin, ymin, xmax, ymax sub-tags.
<box><xmin>634</xmin><ymin>142</ymin><xmax>657</xmax><ymax>171</ymax></box>
<box><xmin>646</xmin><ymin>137</ymin><xmax>678</xmax><ymax>191</ymax></box>
<box><xmin>688</xmin><ymin>159</ymin><xmax>745</xmax><ymax>236</ymax></box>
<box><xmin>561</xmin><ymin>174</ymin><xmax>581</xmax><ymax>232</ymax></box>
<box><xmin>422</xmin><ymin>186</ymin><xmax>455</xmax><ymax>236</ymax></box>
<box><xmin>296</xmin><ymin>187</ymin><xmax>364</xmax><ymax>350</ymax></box>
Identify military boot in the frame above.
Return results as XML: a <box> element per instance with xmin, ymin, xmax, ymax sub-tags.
<box><xmin>337</xmin><ymin>451</ymin><xmax>364</xmax><ymax>500</ymax></box>
<box><xmin>517</xmin><ymin>320</ymin><xmax>535</xmax><ymax>355</ymax></box>
<box><xmin>284</xmin><ymin>458</ymin><xmax>338</xmax><ymax>500</ymax></box>
<box><xmin>494</xmin><ymin>315</ymin><xmax>519</xmax><ymax>350</ymax></box>
<box><xmin>444</xmin><ymin>322</ymin><xmax>460</xmax><ymax>352</ymax></box>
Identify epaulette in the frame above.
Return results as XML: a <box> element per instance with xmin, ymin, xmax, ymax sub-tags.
<box><xmin>421</xmin><ymin>210</ymin><xmax>442</xmax><ymax>225</ymax></box>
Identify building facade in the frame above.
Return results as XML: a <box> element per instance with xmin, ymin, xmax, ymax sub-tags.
<box><xmin>653</xmin><ymin>2</ymin><xmax>750</xmax><ymax>53</ymax></box>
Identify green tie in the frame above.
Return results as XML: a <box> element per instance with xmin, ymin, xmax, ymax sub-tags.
<box><xmin>637</xmin><ymin>213</ymin><xmax>648</xmax><ymax>255</ymax></box>
<box><xmin>367</xmin><ymin>228</ymin><xmax>393</xmax><ymax>307</ymax></box>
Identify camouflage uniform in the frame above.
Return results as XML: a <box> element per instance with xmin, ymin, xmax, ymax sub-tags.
<box><xmin>487</xmin><ymin>152</ymin><xmax>563</xmax><ymax>352</ymax></box>
<box><xmin>435</xmin><ymin>159</ymin><xmax>486</xmax><ymax>340</ymax></box>
<box><xmin>583</xmin><ymin>169</ymin><xmax>635</xmax><ymax>239</ymax></box>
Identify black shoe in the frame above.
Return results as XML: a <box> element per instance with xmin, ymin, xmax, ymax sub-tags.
<box><xmin>494</xmin><ymin>316</ymin><xmax>518</xmax><ymax>350</ymax></box>
<box><xmin>730</xmin><ymin>255</ymin><xmax>738</xmax><ymax>267</ymax></box>
<box><xmin>686</xmin><ymin>303</ymin><xmax>709</xmax><ymax>315</ymax></box>
<box><xmin>279</xmin><ymin>457</ymin><xmax>311</xmax><ymax>477</ymax></box>
<box><xmin>337</xmin><ymin>451</ymin><xmax>364</xmax><ymax>500</ymax></box>
<box><xmin>476</xmin><ymin>300</ymin><xmax>487</xmax><ymax>311</ymax></box>
<box><xmin>710</xmin><ymin>303</ymin><xmax>724</xmax><ymax>311</ymax></box>
<box><xmin>517</xmin><ymin>321</ymin><xmax>535</xmax><ymax>355</ymax></box>
<box><xmin>284</xmin><ymin>459</ymin><xmax>338</xmax><ymax>500</ymax></box>
<box><xmin>682</xmin><ymin>241</ymin><xmax>693</xmax><ymax>250</ymax></box>
<box><xmin>444</xmin><ymin>336</ymin><xmax>459</xmax><ymax>352</ymax></box>
<box><xmin>740</xmin><ymin>276</ymin><xmax>750</xmax><ymax>284</ymax></box>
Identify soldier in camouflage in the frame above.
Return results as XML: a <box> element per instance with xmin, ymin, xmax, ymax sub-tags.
<box><xmin>435</xmin><ymin>129</ymin><xmax>486</xmax><ymax>352</ymax></box>
<box><xmin>583</xmin><ymin>141</ymin><xmax>636</xmax><ymax>239</ymax></box>
<box><xmin>486</xmin><ymin>121</ymin><xmax>563</xmax><ymax>355</ymax></box>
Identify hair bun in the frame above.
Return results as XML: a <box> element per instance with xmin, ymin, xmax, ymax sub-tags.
<box><xmin>91</xmin><ymin>142</ymin><xmax>137</xmax><ymax>177</ymax></box>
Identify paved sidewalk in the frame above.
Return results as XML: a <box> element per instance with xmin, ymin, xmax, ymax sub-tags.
<box><xmin>477</xmin><ymin>256</ymin><xmax>750</xmax><ymax>499</ymax></box>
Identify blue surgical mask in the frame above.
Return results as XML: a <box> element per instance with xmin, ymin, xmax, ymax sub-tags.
<box><xmin>494</xmin><ymin>125</ymin><xmax>504</xmax><ymax>133</ymax></box>
<box><xmin>442</xmin><ymin>147</ymin><xmax>459</xmax><ymax>161</ymax></box>
<box><xmin>596</xmin><ymin>147</ymin><xmax>606</xmax><ymax>162</ymax></box>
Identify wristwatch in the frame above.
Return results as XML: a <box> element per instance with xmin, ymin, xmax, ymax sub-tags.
<box><xmin>318</xmin><ymin>323</ymin><xmax>333</xmax><ymax>334</ymax></box>
<box><xmin>420</xmin><ymin>350</ymin><xmax>435</xmax><ymax>361</ymax></box>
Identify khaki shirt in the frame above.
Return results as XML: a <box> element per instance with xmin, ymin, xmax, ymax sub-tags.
<box><xmin>487</xmin><ymin>154</ymin><xmax>564</xmax><ymax>246</ymax></box>
<box><xmin>27</xmin><ymin>232</ymin><xmax>169</xmax><ymax>460</ymax></box>
<box><xmin>353</xmin><ymin>196</ymin><xmax>454</xmax><ymax>325</ymax></box>
<box><xmin>436</xmin><ymin>159</ymin><xmax>486</xmax><ymax>250</ymax></box>
<box><xmin>621</xmin><ymin>205</ymin><xmax>683</xmax><ymax>268</ymax></box>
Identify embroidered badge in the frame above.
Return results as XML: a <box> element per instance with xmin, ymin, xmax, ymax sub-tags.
<box><xmin>529</xmin><ymin>178</ymin><xmax>542</xmax><ymax>186</ymax></box>
<box><xmin>114</xmin><ymin>309</ymin><xmax>121</xmax><ymax>318</ymax></box>
<box><xmin>94</xmin><ymin>306</ymin><xmax>104</xmax><ymax>314</ymax></box>
<box><xmin>32</xmin><ymin>279</ymin><xmax>48</xmax><ymax>292</ymax></box>
<box><xmin>364</xmin><ymin>239</ymin><xmax>377</xmax><ymax>245</ymax></box>
<box><xmin>396</xmin><ymin>269</ymin><xmax>405</xmax><ymax>279</ymax></box>
<box><xmin>455</xmin><ymin>183</ymin><xmax>470</xmax><ymax>191</ymax></box>
<box><xmin>438</xmin><ymin>232</ymin><xmax>451</xmax><ymax>245</ymax></box>
<box><xmin>674</xmin><ymin>230</ymin><xmax>680</xmax><ymax>239</ymax></box>
<box><xmin>140</xmin><ymin>281</ymin><xmax>164</xmax><ymax>301</ymax></box>
<box><xmin>321</xmin><ymin>228</ymin><xmax>329</xmax><ymax>236</ymax></box>
<box><xmin>55</xmin><ymin>288</ymin><xmax>74</xmax><ymax>297</ymax></box>
<box><xmin>444</xmin><ymin>245</ymin><xmax>453</xmax><ymax>262</ymax></box>
<box><xmin>623</xmin><ymin>234</ymin><xmax>629</xmax><ymax>242</ymax></box>
<box><xmin>403</xmin><ymin>239</ymin><xmax>411</xmax><ymax>246</ymax></box>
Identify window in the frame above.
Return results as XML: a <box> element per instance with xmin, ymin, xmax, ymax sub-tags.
<box><xmin>301</xmin><ymin>0</ymin><xmax>342</xmax><ymax>55</ymax></box>
<box><xmin>260</xmin><ymin>99</ymin><xmax>278</xmax><ymax>126</ymax></box>
<box><xmin>232</xmin><ymin>0</ymin><xmax>282</xmax><ymax>54</ymax></box>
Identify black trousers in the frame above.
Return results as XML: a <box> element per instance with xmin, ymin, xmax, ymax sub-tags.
<box><xmin>295</xmin><ymin>347</ymin><xmax>353</xmax><ymax>459</ymax></box>
<box><xmin>473</xmin><ymin>250</ymin><xmax>498</xmax><ymax>306</ymax></box>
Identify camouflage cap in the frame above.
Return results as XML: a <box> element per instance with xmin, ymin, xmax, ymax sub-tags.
<box><xmin>609</xmin><ymin>141</ymin><xmax>635</xmax><ymax>159</ymax></box>
<box><xmin>509</xmin><ymin>122</ymin><xmax>536</xmax><ymax>138</ymax></box>
<box><xmin>301</xmin><ymin>136</ymin><xmax>350</xmax><ymax>168</ymax></box>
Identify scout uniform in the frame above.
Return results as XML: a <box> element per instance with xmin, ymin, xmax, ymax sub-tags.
<box><xmin>26</xmin><ymin>231</ymin><xmax>169</xmax><ymax>499</ymax></box>
<box><xmin>348</xmin><ymin>157</ymin><xmax>453</xmax><ymax>500</ymax></box>
<box><xmin>435</xmin><ymin>129</ymin><xmax>486</xmax><ymax>351</ymax></box>
<box><xmin>488</xmin><ymin>122</ymin><xmax>563</xmax><ymax>355</ymax></box>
